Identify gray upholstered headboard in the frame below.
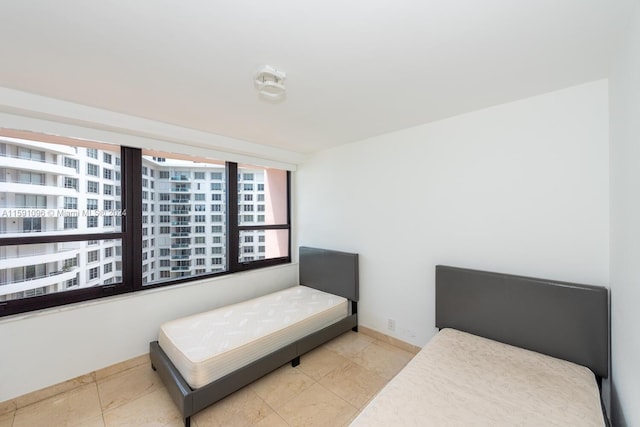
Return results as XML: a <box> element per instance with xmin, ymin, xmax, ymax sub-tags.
<box><xmin>299</xmin><ymin>247</ymin><xmax>359</xmax><ymax>302</ymax></box>
<box><xmin>436</xmin><ymin>265</ymin><xmax>609</xmax><ymax>379</ymax></box>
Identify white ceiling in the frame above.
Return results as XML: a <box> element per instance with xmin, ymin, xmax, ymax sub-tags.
<box><xmin>0</xmin><ymin>1</ymin><xmax>635</xmax><ymax>155</ymax></box>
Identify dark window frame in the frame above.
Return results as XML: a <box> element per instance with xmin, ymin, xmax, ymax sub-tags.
<box><xmin>0</xmin><ymin>147</ymin><xmax>291</xmax><ymax>317</ymax></box>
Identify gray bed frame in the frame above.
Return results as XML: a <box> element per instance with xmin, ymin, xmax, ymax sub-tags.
<box><xmin>149</xmin><ymin>247</ymin><xmax>359</xmax><ymax>427</ymax></box>
<box><xmin>436</xmin><ymin>265</ymin><xmax>610</xmax><ymax>421</ymax></box>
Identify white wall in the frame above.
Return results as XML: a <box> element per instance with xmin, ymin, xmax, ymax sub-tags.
<box><xmin>609</xmin><ymin>4</ymin><xmax>640</xmax><ymax>426</ymax></box>
<box><xmin>296</xmin><ymin>80</ymin><xmax>610</xmax><ymax>347</ymax></box>
<box><xmin>0</xmin><ymin>264</ymin><xmax>297</xmax><ymax>402</ymax></box>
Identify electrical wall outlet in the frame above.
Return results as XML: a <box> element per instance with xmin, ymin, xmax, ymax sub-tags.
<box><xmin>387</xmin><ymin>318</ymin><xmax>396</xmax><ymax>332</ymax></box>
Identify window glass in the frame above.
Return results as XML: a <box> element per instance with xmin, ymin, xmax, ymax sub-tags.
<box><xmin>0</xmin><ymin>239</ymin><xmax>122</xmax><ymax>302</ymax></box>
<box><xmin>0</xmin><ymin>139</ymin><xmax>121</xmax><ymax>237</ymax></box>
<box><xmin>238</xmin><ymin>166</ymin><xmax>287</xmax><ymax>225</ymax></box>
<box><xmin>142</xmin><ymin>154</ymin><xmax>227</xmax><ymax>285</ymax></box>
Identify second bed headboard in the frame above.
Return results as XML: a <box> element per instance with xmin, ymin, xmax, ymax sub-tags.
<box><xmin>435</xmin><ymin>265</ymin><xmax>609</xmax><ymax>379</ymax></box>
<box><xmin>299</xmin><ymin>247</ymin><xmax>359</xmax><ymax>302</ymax></box>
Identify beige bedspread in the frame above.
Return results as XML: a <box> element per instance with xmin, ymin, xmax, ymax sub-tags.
<box><xmin>351</xmin><ymin>328</ymin><xmax>604</xmax><ymax>426</ymax></box>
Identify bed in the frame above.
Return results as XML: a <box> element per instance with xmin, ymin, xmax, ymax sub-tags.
<box><xmin>351</xmin><ymin>265</ymin><xmax>609</xmax><ymax>426</ymax></box>
<box><xmin>149</xmin><ymin>247</ymin><xmax>359</xmax><ymax>427</ymax></box>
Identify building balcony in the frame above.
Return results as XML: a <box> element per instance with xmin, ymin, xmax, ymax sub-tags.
<box><xmin>1</xmin><ymin>182</ymin><xmax>79</xmax><ymax>197</ymax></box>
<box><xmin>171</xmin><ymin>221</ymin><xmax>190</xmax><ymax>226</ymax></box>
<box><xmin>170</xmin><ymin>176</ymin><xmax>190</xmax><ymax>181</ymax></box>
<box><xmin>170</xmin><ymin>243</ymin><xmax>190</xmax><ymax>248</ymax></box>
<box><xmin>170</xmin><ymin>255</ymin><xmax>190</xmax><ymax>260</ymax></box>
<box><xmin>0</xmin><ymin>247</ymin><xmax>80</xmax><ymax>270</ymax></box>
<box><xmin>6</xmin><ymin>139</ymin><xmax>77</xmax><ymax>155</ymax></box>
<box><xmin>0</xmin><ymin>156</ymin><xmax>77</xmax><ymax>176</ymax></box>
<box><xmin>171</xmin><ymin>266</ymin><xmax>191</xmax><ymax>271</ymax></box>
<box><xmin>0</xmin><ymin>270</ymin><xmax>77</xmax><ymax>297</ymax></box>
<box><xmin>170</xmin><ymin>232</ymin><xmax>190</xmax><ymax>237</ymax></box>
<box><xmin>171</xmin><ymin>210</ymin><xmax>191</xmax><ymax>215</ymax></box>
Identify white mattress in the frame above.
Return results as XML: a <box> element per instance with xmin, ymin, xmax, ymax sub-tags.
<box><xmin>351</xmin><ymin>328</ymin><xmax>605</xmax><ymax>426</ymax></box>
<box><xmin>158</xmin><ymin>285</ymin><xmax>348</xmax><ymax>389</ymax></box>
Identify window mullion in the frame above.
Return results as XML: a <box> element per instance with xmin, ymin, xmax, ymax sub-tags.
<box><xmin>122</xmin><ymin>146</ymin><xmax>142</xmax><ymax>291</ymax></box>
<box><xmin>226</xmin><ymin>162</ymin><xmax>239</xmax><ymax>272</ymax></box>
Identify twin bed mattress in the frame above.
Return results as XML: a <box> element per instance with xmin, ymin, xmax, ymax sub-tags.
<box><xmin>351</xmin><ymin>328</ymin><xmax>605</xmax><ymax>426</ymax></box>
<box><xmin>158</xmin><ymin>285</ymin><xmax>348</xmax><ymax>389</ymax></box>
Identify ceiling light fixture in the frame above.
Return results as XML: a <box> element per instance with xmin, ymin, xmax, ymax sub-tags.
<box><xmin>254</xmin><ymin>65</ymin><xmax>286</xmax><ymax>102</ymax></box>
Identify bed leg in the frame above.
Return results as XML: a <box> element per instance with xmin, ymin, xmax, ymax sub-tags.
<box><xmin>184</xmin><ymin>416</ymin><xmax>191</xmax><ymax>427</ymax></box>
<box><xmin>151</xmin><ymin>364</ymin><xmax>157</xmax><ymax>371</ymax></box>
<box><xmin>352</xmin><ymin>326</ymin><xmax>358</xmax><ymax>332</ymax></box>
<box><xmin>291</xmin><ymin>356</ymin><xmax>300</xmax><ymax>367</ymax></box>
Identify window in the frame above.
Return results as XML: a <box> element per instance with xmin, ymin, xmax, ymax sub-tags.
<box><xmin>64</xmin><ymin>197</ymin><xmax>77</xmax><ymax>210</ymax></box>
<box><xmin>64</xmin><ymin>216</ymin><xmax>78</xmax><ymax>230</ymax></box>
<box><xmin>236</xmin><ymin>164</ymin><xmax>290</xmax><ymax>264</ymax></box>
<box><xmin>88</xmin><ymin>250</ymin><xmax>99</xmax><ymax>263</ymax></box>
<box><xmin>15</xmin><ymin>194</ymin><xmax>47</xmax><ymax>208</ymax></box>
<box><xmin>0</xmin><ymin>131</ymin><xmax>289</xmax><ymax>317</ymax></box>
<box><xmin>23</xmin><ymin>218</ymin><xmax>42</xmax><ymax>232</ymax></box>
<box><xmin>87</xmin><ymin>181</ymin><xmax>99</xmax><ymax>193</ymax></box>
<box><xmin>65</xmin><ymin>157</ymin><xmax>78</xmax><ymax>171</ymax></box>
<box><xmin>87</xmin><ymin>163</ymin><xmax>99</xmax><ymax>176</ymax></box>
<box><xmin>64</xmin><ymin>177</ymin><xmax>78</xmax><ymax>190</ymax></box>
<box><xmin>16</xmin><ymin>171</ymin><xmax>44</xmax><ymax>185</ymax></box>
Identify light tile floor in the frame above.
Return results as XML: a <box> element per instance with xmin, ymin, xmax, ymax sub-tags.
<box><xmin>1</xmin><ymin>331</ymin><xmax>415</xmax><ymax>427</ymax></box>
